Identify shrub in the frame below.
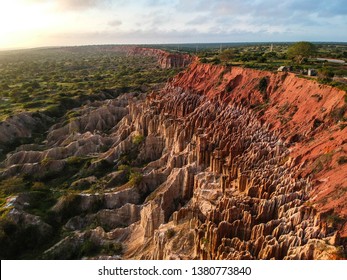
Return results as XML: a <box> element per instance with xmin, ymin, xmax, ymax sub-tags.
<box><xmin>41</xmin><ymin>157</ymin><xmax>54</xmax><ymax>166</ymax></box>
<box><xmin>0</xmin><ymin>177</ymin><xmax>28</xmax><ymax>195</ymax></box>
<box><xmin>257</xmin><ymin>56</ymin><xmax>267</xmax><ymax>63</ymax></box>
<box><xmin>44</xmin><ymin>105</ymin><xmax>61</xmax><ymax>118</ymax></box>
<box><xmin>330</xmin><ymin>105</ymin><xmax>347</xmax><ymax>122</ymax></box>
<box><xmin>258</xmin><ymin>77</ymin><xmax>269</xmax><ymax>101</ymax></box>
<box><xmin>78</xmin><ymin>240</ymin><xmax>123</xmax><ymax>258</ymax></box>
<box><xmin>66</xmin><ymin>156</ymin><xmax>85</xmax><ymax>166</ymax></box>
<box><xmin>129</xmin><ymin>172</ymin><xmax>143</xmax><ymax>186</ymax></box>
<box><xmin>337</xmin><ymin>156</ymin><xmax>347</xmax><ymax>165</ymax></box>
<box><xmin>0</xmin><ymin>216</ymin><xmax>52</xmax><ymax>259</ymax></box>
<box><xmin>101</xmin><ymin>242</ymin><xmax>123</xmax><ymax>255</ymax></box>
<box><xmin>258</xmin><ymin>77</ymin><xmax>267</xmax><ymax>92</ymax></box>
<box><xmin>132</xmin><ymin>134</ymin><xmax>145</xmax><ymax>145</ymax></box>
<box><xmin>318</xmin><ymin>68</ymin><xmax>335</xmax><ymax>82</ymax></box>
<box><xmin>79</xmin><ymin>239</ymin><xmax>99</xmax><ymax>257</ymax></box>
<box><xmin>326</xmin><ymin>213</ymin><xmax>344</xmax><ymax>227</ymax></box>
<box><xmin>57</xmin><ymin>193</ymin><xmax>82</xmax><ymax>221</ymax></box>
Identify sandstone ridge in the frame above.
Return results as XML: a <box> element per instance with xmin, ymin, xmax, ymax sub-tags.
<box><xmin>1</xmin><ymin>57</ymin><xmax>346</xmax><ymax>260</ymax></box>
<box><xmin>126</xmin><ymin>46</ymin><xmax>192</xmax><ymax>69</ymax></box>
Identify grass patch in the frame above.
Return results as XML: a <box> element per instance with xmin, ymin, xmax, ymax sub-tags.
<box><xmin>0</xmin><ymin>177</ymin><xmax>29</xmax><ymax>197</ymax></box>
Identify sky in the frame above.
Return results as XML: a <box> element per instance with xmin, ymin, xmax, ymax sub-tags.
<box><xmin>0</xmin><ymin>0</ymin><xmax>346</xmax><ymax>50</ymax></box>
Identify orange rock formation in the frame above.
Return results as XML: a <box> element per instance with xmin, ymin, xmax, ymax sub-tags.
<box><xmin>2</xmin><ymin>51</ymin><xmax>346</xmax><ymax>260</ymax></box>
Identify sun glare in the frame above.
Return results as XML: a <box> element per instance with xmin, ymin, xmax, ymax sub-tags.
<box><xmin>0</xmin><ymin>1</ymin><xmax>54</xmax><ymax>49</ymax></box>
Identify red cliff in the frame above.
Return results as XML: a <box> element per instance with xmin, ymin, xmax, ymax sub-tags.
<box><xmin>170</xmin><ymin>62</ymin><xmax>347</xmax><ymax>236</ymax></box>
<box><xmin>2</xmin><ymin>51</ymin><xmax>346</xmax><ymax>260</ymax></box>
<box><xmin>126</xmin><ymin>46</ymin><xmax>192</xmax><ymax>69</ymax></box>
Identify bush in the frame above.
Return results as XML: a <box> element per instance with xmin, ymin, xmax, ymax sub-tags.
<box><xmin>57</xmin><ymin>193</ymin><xmax>82</xmax><ymax>221</ymax></box>
<box><xmin>337</xmin><ymin>156</ymin><xmax>347</xmax><ymax>165</ymax></box>
<box><xmin>258</xmin><ymin>77</ymin><xmax>269</xmax><ymax>101</ymax></box>
<box><xmin>318</xmin><ymin>68</ymin><xmax>335</xmax><ymax>83</ymax></box>
<box><xmin>326</xmin><ymin>213</ymin><xmax>344</xmax><ymax>227</ymax></box>
<box><xmin>129</xmin><ymin>172</ymin><xmax>143</xmax><ymax>186</ymax></box>
<box><xmin>219</xmin><ymin>49</ymin><xmax>236</xmax><ymax>62</ymax></box>
<box><xmin>330</xmin><ymin>105</ymin><xmax>346</xmax><ymax>122</ymax></box>
<box><xmin>66</xmin><ymin>156</ymin><xmax>86</xmax><ymax>166</ymax></box>
<box><xmin>45</xmin><ymin>105</ymin><xmax>61</xmax><ymax>118</ymax></box>
<box><xmin>0</xmin><ymin>216</ymin><xmax>52</xmax><ymax>259</ymax></box>
<box><xmin>76</xmin><ymin>240</ymin><xmax>123</xmax><ymax>258</ymax></box>
<box><xmin>101</xmin><ymin>242</ymin><xmax>123</xmax><ymax>255</ymax></box>
<box><xmin>132</xmin><ymin>134</ymin><xmax>145</xmax><ymax>145</ymax></box>
<box><xmin>258</xmin><ymin>77</ymin><xmax>268</xmax><ymax>93</ymax></box>
<box><xmin>257</xmin><ymin>56</ymin><xmax>267</xmax><ymax>63</ymax></box>
<box><xmin>0</xmin><ymin>177</ymin><xmax>28</xmax><ymax>195</ymax></box>
<box><xmin>79</xmin><ymin>239</ymin><xmax>99</xmax><ymax>258</ymax></box>
<box><xmin>118</xmin><ymin>164</ymin><xmax>131</xmax><ymax>173</ymax></box>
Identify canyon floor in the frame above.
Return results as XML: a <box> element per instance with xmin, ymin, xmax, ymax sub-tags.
<box><xmin>0</xmin><ymin>46</ymin><xmax>346</xmax><ymax>260</ymax></box>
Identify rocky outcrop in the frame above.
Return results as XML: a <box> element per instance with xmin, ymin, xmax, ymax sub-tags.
<box><xmin>0</xmin><ymin>112</ymin><xmax>49</xmax><ymax>145</ymax></box>
<box><xmin>1</xmin><ymin>57</ymin><xmax>345</xmax><ymax>260</ymax></box>
<box><xmin>120</xmin><ymin>62</ymin><xmax>345</xmax><ymax>259</ymax></box>
<box><xmin>169</xmin><ymin>62</ymin><xmax>347</xmax><ymax>233</ymax></box>
<box><xmin>126</xmin><ymin>47</ymin><xmax>192</xmax><ymax>69</ymax></box>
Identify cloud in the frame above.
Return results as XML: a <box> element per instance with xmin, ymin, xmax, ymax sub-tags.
<box><xmin>23</xmin><ymin>0</ymin><xmax>116</xmax><ymax>11</ymax></box>
<box><xmin>5</xmin><ymin>0</ymin><xmax>347</xmax><ymax>50</ymax></box>
<box><xmin>187</xmin><ymin>15</ymin><xmax>212</xmax><ymax>25</ymax></box>
<box><xmin>57</xmin><ymin>0</ymin><xmax>111</xmax><ymax>11</ymax></box>
<box><xmin>108</xmin><ymin>19</ymin><xmax>122</xmax><ymax>27</ymax></box>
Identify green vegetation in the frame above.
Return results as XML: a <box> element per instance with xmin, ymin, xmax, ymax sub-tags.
<box><xmin>330</xmin><ymin>105</ymin><xmax>347</xmax><ymax>122</ymax></box>
<box><xmin>258</xmin><ymin>77</ymin><xmax>269</xmax><ymax>101</ymax></box>
<box><xmin>318</xmin><ymin>67</ymin><xmax>335</xmax><ymax>83</ymax></box>
<box><xmin>193</xmin><ymin>42</ymin><xmax>347</xmax><ymax>92</ymax></box>
<box><xmin>326</xmin><ymin>213</ymin><xmax>345</xmax><ymax>228</ymax></box>
<box><xmin>132</xmin><ymin>134</ymin><xmax>145</xmax><ymax>145</ymax></box>
<box><xmin>287</xmin><ymin>41</ymin><xmax>317</xmax><ymax>64</ymax></box>
<box><xmin>0</xmin><ymin>216</ymin><xmax>53</xmax><ymax>259</ymax></box>
<box><xmin>78</xmin><ymin>240</ymin><xmax>123</xmax><ymax>259</ymax></box>
<box><xmin>0</xmin><ymin>177</ymin><xmax>28</xmax><ymax>196</ymax></box>
<box><xmin>0</xmin><ymin>45</ymin><xmax>179</xmax><ymax>259</ymax></box>
<box><xmin>0</xmin><ymin>45</ymin><xmax>179</xmax><ymax>127</ymax></box>
<box><xmin>129</xmin><ymin>171</ymin><xmax>143</xmax><ymax>186</ymax></box>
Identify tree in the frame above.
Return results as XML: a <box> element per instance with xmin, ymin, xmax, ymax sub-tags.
<box><xmin>318</xmin><ymin>67</ymin><xmax>335</xmax><ymax>83</ymax></box>
<box><xmin>287</xmin><ymin>41</ymin><xmax>317</xmax><ymax>64</ymax></box>
<box><xmin>219</xmin><ymin>48</ymin><xmax>236</xmax><ymax>62</ymax></box>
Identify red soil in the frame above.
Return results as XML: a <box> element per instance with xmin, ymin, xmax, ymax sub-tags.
<box><xmin>171</xmin><ymin>62</ymin><xmax>347</xmax><ymax>236</ymax></box>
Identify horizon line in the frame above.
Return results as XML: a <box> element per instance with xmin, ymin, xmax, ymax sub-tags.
<box><xmin>1</xmin><ymin>41</ymin><xmax>347</xmax><ymax>52</ymax></box>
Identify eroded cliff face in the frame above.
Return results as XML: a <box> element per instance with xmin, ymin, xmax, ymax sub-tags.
<box><xmin>2</xmin><ymin>59</ymin><xmax>346</xmax><ymax>260</ymax></box>
<box><xmin>120</xmin><ymin>68</ymin><xmax>346</xmax><ymax>259</ymax></box>
<box><xmin>170</xmin><ymin>63</ymin><xmax>347</xmax><ymax>229</ymax></box>
<box><xmin>126</xmin><ymin>46</ymin><xmax>192</xmax><ymax>69</ymax></box>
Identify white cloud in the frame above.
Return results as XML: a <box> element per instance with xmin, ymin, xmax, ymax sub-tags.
<box><xmin>108</xmin><ymin>19</ymin><xmax>122</xmax><ymax>27</ymax></box>
<box><xmin>2</xmin><ymin>0</ymin><xmax>347</xmax><ymax>49</ymax></box>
